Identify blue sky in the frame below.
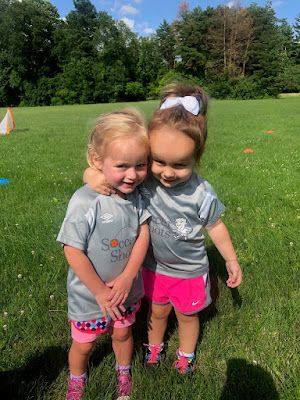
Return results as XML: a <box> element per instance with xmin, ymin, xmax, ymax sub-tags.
<box><xmin>51</xmin><ymin>0</ymin><xmax>300</xmax><ymax>36</ymax></box>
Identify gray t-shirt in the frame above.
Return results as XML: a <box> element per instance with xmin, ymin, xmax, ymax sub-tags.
<box><xmin>140</xmin><ymin>172</ymin><xmax>225</xmax><ymax>279</ymax></box>
<box><xmin>57</xmin><ymin>184</ymin><xmax>150</xmax><ymax>321</ymax></box>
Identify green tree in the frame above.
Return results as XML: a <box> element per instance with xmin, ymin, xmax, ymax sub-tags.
<box><xmin>293</xmin><ymin>13</ymin><xmax>300</xmax><ymax>64</ymax></box>
<box><xmin>173</xmin><ymin>6</ymin><xmax>213</xmax><ymax>79</ymax></box>
<box><xmin>0</xmin><ymin>0</ymin><xmax>60</xmax><ymax>106</ymax></box>
<box><xmin>136</xmin><ymin>35</ymin><xmax>164</xmax><ymax>98</ymax></box>
<box><xmin>93</xmin><ymin>12</ymin><xmax>140</xmax><ymax>102</ymax></box>
<box><xmin>247</xmin><ymin>2</ymin><xmax>283</xmax><ymax>96</ymax></box>
<box><xmin>156</xmin><ymin>20</ymin><xmax>176</xmax><ymax>70</ymax></box>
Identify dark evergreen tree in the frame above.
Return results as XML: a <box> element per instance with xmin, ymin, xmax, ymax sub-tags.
<box><xmin>246</xmin><ymin>2</ymin><xmax>283</xmax><ymax>96</ymax></box>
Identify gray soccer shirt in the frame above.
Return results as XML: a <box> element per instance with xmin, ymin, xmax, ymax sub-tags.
<box><xmin>57</xmin><ymin>184</ymin><xmax>150</xmax><ymax>321</ymax></box>
<box><xmin>140</xmin><ymin>172</ymin><xmax>225</xmax><ymax>279</ymax></box>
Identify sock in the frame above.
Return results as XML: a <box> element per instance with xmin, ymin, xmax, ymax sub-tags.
<box><xmin>70</xmin><ymin>371</ymin><xmax>87</xmax><ymax>380</ymax></box>
<box><xmin>116</xmin><ymin>363</ymin><xmax>131</xmax><ymax>372</ymax></box>
<box><xmin>148</xmin><ymin>342</ymin><xmax>164</xmax><ymax>348</ymax></box>
<box><xmin>178</xmin><ymin>350</ymin><xmax>195</xmax><ymax>358</ymax></box>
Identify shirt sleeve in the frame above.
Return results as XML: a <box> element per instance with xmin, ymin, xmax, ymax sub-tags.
<box><xmin>198</xmin><ymin>191</ymin><xmax>225</xmax><ymax>227</ymax></box>
<box><xmin>57</xmin><ymin>192</ymin><xmax>93</xmax><ymax>251</ymax></box>
<box><xmin>57</xmin><ymin>216</ymin><xmax>90</xmax><ymax>251</ymax></box>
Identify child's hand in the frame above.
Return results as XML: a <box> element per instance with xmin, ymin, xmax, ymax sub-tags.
<box><xmin>95</xmin><ymin>286</ymin><xmax>125</xmax><ymax>320</ymax></box>
<box><xmin>225</xmin><ymin>260</ymin><xmax>242</xmax><ymax>288</ymax></box>
<box><xmin>106</xmin><ymin>272</ymin><xmax>134</xmax><ymax>308</ymax></box>
<box><xmin>83</xmin><ymin>167</ymin><xmax>115</xmax><ymax>195</ymax></box>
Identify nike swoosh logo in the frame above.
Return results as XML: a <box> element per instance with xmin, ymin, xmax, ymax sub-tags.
<box><xmin>192</xmin><ymin>300</ymin><xmax>201</xmax><ymax>306</ymax></box>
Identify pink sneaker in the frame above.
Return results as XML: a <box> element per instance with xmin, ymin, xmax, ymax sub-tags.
<box><xmin>66</xmin><ymin>377</ymin><xmax>86</xmax><ymax>399</ymax></box>
<box><xmin>143</xmin><ymin>343</ymin><xmax>164</xmax><ymax>365</ymax></box>
<box><xmin>172</xmin><ymin>349</ymin><xmax>196</xmax><ymax>374</ymax></box>
<box><xmin>116</xmin><ymin>369</ymin><xmax>132</xmax><ymax>400</ymax></box>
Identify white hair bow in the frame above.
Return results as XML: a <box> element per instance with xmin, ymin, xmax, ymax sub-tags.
<box><xmin>160</xmin><ymin>96</ymin><xmax>200</xmax><ymax>115</ymax></box>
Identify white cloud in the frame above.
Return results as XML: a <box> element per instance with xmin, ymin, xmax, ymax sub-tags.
<box><xmin>133</xmin><ymin>0</ymin><xmax>143</xmax><ymax>3</ymax></box>
<box><xmin>136</xmin><ymin>22</ymin><xmax>155</xmax><ymax>35</ymax></box>
<box><xmin>120</xmin><ymin>5</ymin><xmax>139</xmax><ymax>16</ymax></box>
<box><xmin>144</xmin><ymin>27</ymin><xmax>155</xmax><ymax>34</ymax></box>
<box><xmin>226</xmin><ymin>1</ymin><xmax>237</xmax><ymax>8</ymax></box>
<box><xmin>122</xmin><ymin>17</ymin><xmax>135</xmax><ymax>29</ymax></box>
<box><xmin>273</xmin><ymin>1</ymin><xmax>283</xmax><ymax>8</ymax></box>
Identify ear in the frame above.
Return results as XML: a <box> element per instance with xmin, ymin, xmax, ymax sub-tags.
<box><xmin>91</xmin><ymin>152</ymin><xmax>102</xmax><ymax>170</ymax></box>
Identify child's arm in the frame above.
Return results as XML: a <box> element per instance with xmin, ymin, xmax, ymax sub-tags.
<box><xmin>83</xmin><ymin>167</ymin><xmax>115</xmax><ymax>195</ymax></box>
<box><xmin>64</xmin><ymin>245</ymin><xmax>125</xmax><ymax>320</ymax></box>
<box><xmin>205</xmin><ymin>218</ymin><xmax>242</xmax><ymax>288</ymax></box>
<box><xmin>106</xmin><ymin>221</ymin><xmax>150</xmax><ymax>307</ymax></box>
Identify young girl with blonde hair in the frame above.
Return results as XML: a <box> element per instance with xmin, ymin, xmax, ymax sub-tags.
<box><xmin>84</xmin><ymin>83</ymin><xmax>242</xmax><ymax>375</ymax></box>
<box><xmin>58</xmin><ymin>108</ymin><xmax>150</xmax><ymax>399</ymax></box>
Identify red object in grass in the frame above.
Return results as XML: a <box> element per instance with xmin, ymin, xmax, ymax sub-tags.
<box><xmin>244</xmin><ymin>148</ymin><xmax>254</xmax><ymax>153</ymax></box>
<box><xmin>268</xmin><ymin>130</ymin><xmax>275</xmax><ymax>133</ymax></box>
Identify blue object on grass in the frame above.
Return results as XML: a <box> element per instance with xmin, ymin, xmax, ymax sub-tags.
<box><xmin>0</xmin><ymin>179</ymin><xmax>11</xmax><ymax>185</ymax></box>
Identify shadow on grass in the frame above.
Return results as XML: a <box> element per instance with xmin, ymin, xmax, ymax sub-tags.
<box><xmin>207</xmin><ymin>244</ymin><xmax>243</xmax><ymax>308</ymax></box>
<box><xmin>133</xmin><ymin>243</ymin><xmax>242</xmax><ymax>353</ymax></box>
<box><xmin>0</xmin><ymin>345</ymin><xmax>68</xmax><ymax>400</ymax></box>
<box><xmin>0</xmin><ymin>338</ymin><xmax>113</xmax><ymax>400</ymax></box>
<box><xmin>220</xmin><ymin>358</ymin><xmax>279</xmax><ymax>400</ymax></box>
<box><xmin>199</xmin><ymin>245</ymin><xmax>242</xmax><ymax>345</ymax></box>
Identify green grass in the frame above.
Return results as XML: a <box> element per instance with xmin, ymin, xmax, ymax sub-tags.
<box><xmin>0</xmin><ymin>98</ymin><xmax>299</xmax><ymax>399</ymax></box>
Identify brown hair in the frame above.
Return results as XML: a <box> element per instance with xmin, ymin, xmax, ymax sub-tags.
<box><xmin>87</xmin><ymin>107</ymin><xmax>149</xmax><ymax>167</ymax></box>
<box><xmin>148</xmin><ymin>82</ymin><xmax>209</xmax><ymax>162</ymax></box>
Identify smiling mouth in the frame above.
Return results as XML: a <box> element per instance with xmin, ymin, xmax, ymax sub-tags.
<box><xmin>123</xmin><ymin>181</ymin><xmax>135</xmax><ymax>186</ymax></box>
<box><xmin>162</xmin><ymin>178</ymin><xmax>176</xmax><ymax>183</ymax></box>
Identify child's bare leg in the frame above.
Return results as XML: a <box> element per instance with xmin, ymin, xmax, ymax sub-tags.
<box><xmin>147</xmin><ymin>303</ymin><xmax>173</xmax><ymax>345</ymax></box>
<box><xmin>69</xmin><ymin>340</ymin><xmax>96</xmax><ymax>375</ymax></box>
<box><xmin>175</xmin><ymin>310</ymin><xmax>199</xmax><ymax>353</ymax></box>
<box><xmin>110</xmin><ymin>326</ymin><xmax>133</xmax><ymax>366</ymax></box>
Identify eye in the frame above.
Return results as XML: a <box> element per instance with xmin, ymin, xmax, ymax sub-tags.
<box><xmin>153</xmin><ymin>159</ymin><xmax>165</xmax><ymax>166</ymax></box>
<box><xmin>136</xmin><ymin>163</ymin><xmax>147</xmax><ymax>169</ymax></box>
<box><xmin>174</xmin><ymin>163</ymin><xmax>187</xmax><ymax>168</ymax></box>
<box><xmin>116</xmin><ymin>164</ymin><xmax>127</xmax><ymax>169</ymax></box>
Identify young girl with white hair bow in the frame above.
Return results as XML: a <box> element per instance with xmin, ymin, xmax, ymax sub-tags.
<box><xmin>84</xmin><ymin>82</ymin><xmax>242</xmax><ymax>375</ymax></box>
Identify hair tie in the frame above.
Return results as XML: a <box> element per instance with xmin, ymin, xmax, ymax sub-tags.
<box><xmin>160</xmin><ymin>96</ymin><xmax>200</xmax><ymax>115</ymax></box>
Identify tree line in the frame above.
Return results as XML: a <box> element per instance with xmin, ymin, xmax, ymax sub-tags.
<box><xmin>0</xmin><ymin>0</ymin><xmax>299</xmax><ymax>107</ymax></box>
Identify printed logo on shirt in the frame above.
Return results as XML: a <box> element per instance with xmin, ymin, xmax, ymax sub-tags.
<box><xmin>101</xmin><ymin>227</ymin><xmax>137</xmax><ymax>263</ymax></box>
<box><xmin>173</xmin><ymin>218</ymin><xmax>192</xmax><ymax>240</ymax></box>
<box><xmin>100</xmin><ymin>213</ymin><xmax>114</xmax><ymax>223</ymax></box>
<box><xmin>110</xmin><ymin>239</ymin><xmax>118</xmax><ymax>247</ymax></box>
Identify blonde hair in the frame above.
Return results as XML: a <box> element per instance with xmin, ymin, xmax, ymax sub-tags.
<box><xmin>148</xmin><ymin>82</ymin><xmax>209</xmax><ymax>162</ymax></box>
<box><xmin>87</xmin><ymin>108</ymin><xmax>149</xmax><ymax>167</ymax></box>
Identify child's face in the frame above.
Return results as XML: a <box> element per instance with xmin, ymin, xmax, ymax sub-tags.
<box><xmin>94</xmin><ymin>138</ymin><xmax>148</xmax><ymax>197</ymax></box>
<box><xmin>150</xmin><ymin>127</ymin><xmax>197</xmax><ymax>188</ymax></box>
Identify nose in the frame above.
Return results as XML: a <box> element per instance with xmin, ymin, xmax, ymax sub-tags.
<box><xmin>127</xmin><ymin>168</ymin><xmax>137</xmax><ymax>180</ymax></box>
<box><xmin>162</xmin><ymin>166</ymin><xmax>175</xmax><ymax>178</ymax></box>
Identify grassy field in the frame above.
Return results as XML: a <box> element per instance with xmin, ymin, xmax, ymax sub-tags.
<box><xmin>0</xmin><ymin>97</ymin><xmax>299</xmax><ymax>399</ymax></box>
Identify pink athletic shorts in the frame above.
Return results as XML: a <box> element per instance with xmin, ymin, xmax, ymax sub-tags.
<box><xmin>70</xmin><ymin>300</ymin><xmax>140</xmax><ymax>343</ymax></box>
<box><xmin>142</xmin><ymin>269</ymin><xmax>211</xmax><ymax>315</ymax></box>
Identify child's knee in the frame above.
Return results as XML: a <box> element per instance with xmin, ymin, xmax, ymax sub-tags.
<box><xmin>110</xmin><ymin>326</ymin><xmax>132</xmax><ymax>342</ymax></box>
<box><xmin>150</xmin><ymin>303</ymin><xmax>172</xmax><ymax>319</ymax></box>
<box><xmin>72</xmin><ymin>339</ymin><xmax>96</xmax><ymax>355</ymax></box>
